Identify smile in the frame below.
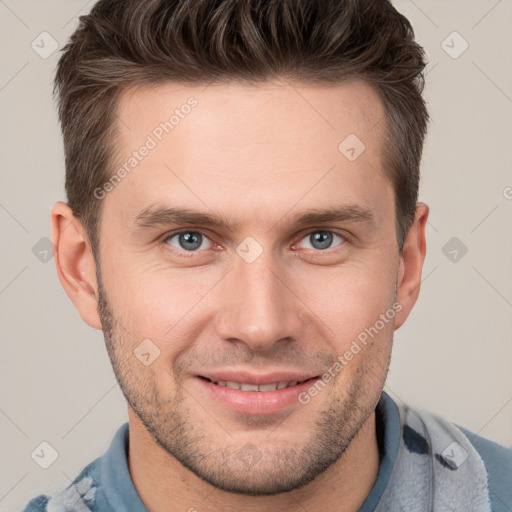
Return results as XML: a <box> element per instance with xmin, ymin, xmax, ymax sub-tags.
<box><xmin>196</xmin><ymin>374</ymin><xmax>320</xmax><ymax>414</ymax></box>
<box><xmin>203</xmin><ymin>377</ymin><xmax>312</xmax><ymax>392</ymax></box>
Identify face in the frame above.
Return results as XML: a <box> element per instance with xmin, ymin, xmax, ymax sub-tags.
<box><xmin>92</xmin><ymin>79</ymin><xmax>405</xmax><ymax>494</ymax></box>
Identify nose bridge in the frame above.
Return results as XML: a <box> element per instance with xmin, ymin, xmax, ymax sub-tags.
<box><xmin>215</xmin><ymin>246</ymin><xmax>302</xmax><ymax>350</ymax></box>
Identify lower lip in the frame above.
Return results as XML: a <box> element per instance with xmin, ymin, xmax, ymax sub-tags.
<box><xmin>195</xmin><ymin>377</ymin><xmax>319</xmax><ymax>415</ymax></box>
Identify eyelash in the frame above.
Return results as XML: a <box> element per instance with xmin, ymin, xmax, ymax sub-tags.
<box><xmin>162</xmin><ymin>229</ymin><xmax>350</xmax><ymax>259</ymax></box>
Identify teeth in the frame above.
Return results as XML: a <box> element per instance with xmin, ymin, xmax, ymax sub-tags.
<box><xmin>259</xmin><ymin>383</ymin><xmax>278</xmax><ymax>391</ymax></box>
<box><xmin>240</xmin><ymin>383</ymin><xmax>259</xmax><ymax>391</ymax></box>
<box><xmin>211</xmin><ymin>379</ymin><xmax>304</xmax><ymax>391</ymax></box>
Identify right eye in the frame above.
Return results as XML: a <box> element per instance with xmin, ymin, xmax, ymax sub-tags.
<box><xmin>164</xmin><ymin>230</ymin><xmax>214</xmax><ymax>253</ymax></box>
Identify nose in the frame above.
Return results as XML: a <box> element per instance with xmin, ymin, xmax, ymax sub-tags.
<box><xmin>215</xmin><ymin>249</ymin><xmax>304</xmax><ymax>352</ymax></box>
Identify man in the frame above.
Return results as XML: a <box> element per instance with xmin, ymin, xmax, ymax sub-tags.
<box><xmin>22</xmin><ymin>0</ymin><xmax>511</xmax><ymax>510</ymax></box>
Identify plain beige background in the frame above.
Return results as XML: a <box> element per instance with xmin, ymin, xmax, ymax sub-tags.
<box><xmin>1</xmin><ymin>0</ymin><xmax>511</xmax><ymax>510</ymax></box>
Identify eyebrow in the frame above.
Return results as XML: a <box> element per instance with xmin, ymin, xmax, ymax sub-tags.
<box><xmin>133</xmin><ymin>204</ymin><xmax>375</xmax><ymax>233</ymax></box>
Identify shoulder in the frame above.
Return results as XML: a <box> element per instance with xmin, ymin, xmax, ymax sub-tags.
<box><xmin>21</xmin><ymin>463</ymin><xmax>101</xmax><ymax>512</ymax></box>
<box><xmin>20</xmin><ymin>423</ymin><xmax>130</xmax><ymax>512</ymax></box>
<box><xmin>457</xmin><ymin>425</ymin><xmax>512</xmax><ymax>512</ymax></box>
<box><xmin>20</xmin><ymin>494</ymin><xmax>51</xmax><ymax>512</ymax></box>
<box><xmin>392</xmin><ymin>397</ymin><xmax>512</xmax><ymax>511</ymax></box>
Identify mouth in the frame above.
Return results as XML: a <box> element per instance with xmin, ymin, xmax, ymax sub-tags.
<box><xmin>195</xmin><ymin>373</ymin><xmax>321</xmax><ymax>415</ymax></box>
<box><xmin>198</xmin><ymin>376</ymin><xmax>316</xmax><ymax>392</ymax></box>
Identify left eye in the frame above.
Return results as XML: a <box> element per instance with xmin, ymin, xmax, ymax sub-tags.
<box><xmin>166</xmin><ymin>231</ymin><xmax>213</xmax><ymax>252</ymax></box>
<box><xmin>297</xmin><ymin>230</ymin><xmax>345</xmax><ymax>251</ymax></box>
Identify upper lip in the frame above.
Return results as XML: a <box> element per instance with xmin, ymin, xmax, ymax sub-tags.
<box><xmin>197</xmin><ymin>370</ymin><xmax>319</xmax><ymax>385</ymax></box>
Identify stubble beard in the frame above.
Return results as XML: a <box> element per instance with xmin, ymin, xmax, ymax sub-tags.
<box><xmin>96</xmin><ymin>273</ymin><xmax>390</xmax><ymax>496</ymax></box>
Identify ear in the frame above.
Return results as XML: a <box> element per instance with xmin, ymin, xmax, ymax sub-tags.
<box><xmin>51</xmin><ymin>202</ymin><xmax>102</xmax><ymax>330</ymax></box>
<box><xmin>394</xmin><ymin>202</ymin><xmax>429</xmax><ymax>330</ymax></box>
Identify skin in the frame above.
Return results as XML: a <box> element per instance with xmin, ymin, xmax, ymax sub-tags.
<box><xmin>51</xmin><ymin>78</ymin><xmax>428</xmax><ymax>512</ymax></box>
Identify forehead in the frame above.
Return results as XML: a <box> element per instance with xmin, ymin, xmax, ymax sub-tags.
<box><xmin>107</xmin><ymin>79</ymin><xmax>391</xmax><ymax>229</ymax></box>
<box><xmin>116</xmin><ymin>78</ymin><xmax>385</xmax><ymax>154</ymax></box>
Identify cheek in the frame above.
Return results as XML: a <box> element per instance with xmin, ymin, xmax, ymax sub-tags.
<box><xmin>299</xmin><ymin>258</ymin><xmax>398</xmax><ymax>345</ymax></box>
<box><xmin>101</xmin><ymin>256</ymin><xmax>216</xmax><ymax>348</ymax></box>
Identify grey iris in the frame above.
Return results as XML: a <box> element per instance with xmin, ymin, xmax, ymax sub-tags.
<box><xmin>310</xmin><ymin>231</ymin><xmax>333</xmax><ymax>250</ymax></box>
<box><xmin>179</xmin><ymin>232</ymin><xmax>203</xmax><ymax>250</ymax></box>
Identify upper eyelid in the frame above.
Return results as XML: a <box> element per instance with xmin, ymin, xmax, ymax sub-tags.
<box><xmin>296</xmin><ymin>230</ymin><xmax>345</xmax><ymax>243</ymax></box>
<box><xmin>164</xmin><ymin>229</ymin><xmax>214</xmax><ymax>242</ymax></box>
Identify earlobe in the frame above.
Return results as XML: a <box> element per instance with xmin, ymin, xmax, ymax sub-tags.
<box><xmin>51</xmin><ymin>202</ymin><xmax>102</xmax><ymax>330</ymax></box>
<box><xmin>394</xmin><ymin>202</ymin><xmax>429</xmax><ymax>330</ymax></box>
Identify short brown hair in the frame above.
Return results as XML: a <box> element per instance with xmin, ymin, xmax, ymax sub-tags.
<box><xmin>54</xmin><ymin>0</ymin><xmax>429</xmax><ymax>253</ymax></box>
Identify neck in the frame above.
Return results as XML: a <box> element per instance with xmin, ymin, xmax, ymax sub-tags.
<box><xmin>127</xmin><ymin>408</ymin><xmax>380</xmax><ymax>512</ymax></box>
